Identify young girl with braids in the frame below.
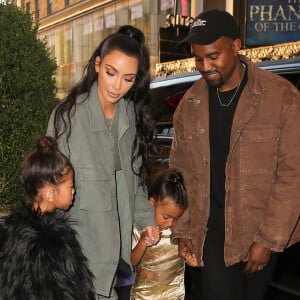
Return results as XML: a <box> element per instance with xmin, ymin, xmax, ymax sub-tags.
<box><xmin>130</xmin><ymin>169</ymin><xmax>197</xmax><ymax>299</ymax></box>
<box><xmin>0</xmin><ymin>136</ymin><xmax>95</xmax><ymax>299</ymax></box>
<box><xmin>47</xmin><ymin>25</ymin><xmax>155</xmax><ymax>299</ymax></box>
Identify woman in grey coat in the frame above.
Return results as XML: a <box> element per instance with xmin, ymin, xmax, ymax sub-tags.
<box><xmin>47</xmin><ymin>26</ymin><xmax>155</xmax><ymax>299</ymax></box>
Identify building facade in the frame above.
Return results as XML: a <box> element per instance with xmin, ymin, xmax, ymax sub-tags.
<box><xmin>17</xmin><ymin>0</ymin><xmax>234</xmax><ymax>98</ymax></box>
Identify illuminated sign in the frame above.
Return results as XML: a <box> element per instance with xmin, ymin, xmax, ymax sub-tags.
<box><xmin>165</xmin><ymin>13</ymin><xmax>194</xmax><ymax>27</ymax></box>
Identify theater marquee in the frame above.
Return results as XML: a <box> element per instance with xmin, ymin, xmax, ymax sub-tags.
<box><xmin>246</xmin><ymin>0</ymin><xmax>300</xmax><ymax>46</ymax></box>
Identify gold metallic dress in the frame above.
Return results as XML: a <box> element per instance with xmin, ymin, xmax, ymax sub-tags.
<box><xmin>131</xmin><ymin>227</ymin><xmax>185</xmax><ymax>300</ymax></box>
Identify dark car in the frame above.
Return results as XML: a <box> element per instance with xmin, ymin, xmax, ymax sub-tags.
<box><xmin>149</xmin><ymin>56</ymin><xmax>300</xmax><ymax>300</ymax></box>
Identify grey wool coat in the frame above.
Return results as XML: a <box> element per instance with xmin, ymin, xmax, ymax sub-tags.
<box><xmin>47</xmin><ymin>82</ymin><xmax>155</xmax><ymax>296</ymax></box>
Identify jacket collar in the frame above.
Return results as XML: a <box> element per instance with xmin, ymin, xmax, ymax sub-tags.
<box><xmin>87</xmin><ymin>82</ymin><xmax>134</xmax><ymax>133</ymax></box>
<box><xmin>186</xmin><ymin>54</ymin><xmax>265</xmax><ymax>109</ymax></box>
<box><xmin>239</xmin><ymin>54</ymin><xmax>265</xmax><ymax>97</ymax></box>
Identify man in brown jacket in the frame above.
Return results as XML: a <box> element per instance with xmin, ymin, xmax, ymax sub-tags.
<box><xmin>170</xmin><ymin>9</ymin><xmax>300</xmax><ymax>300</ymax></box>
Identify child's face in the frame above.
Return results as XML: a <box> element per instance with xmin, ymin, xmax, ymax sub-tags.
<box><xmin>150</xmin><ymin>196</ymin><xmax>185</xmax><ymax>230</ymax></box>
<box><xmin>52</xmin><ymin>170</ymin><xmax>75</xmax><ymax>211</ymax></box>
<box><xmin>35</xmin><ymin>170</ymin><xmax>75</xmax><ymax>213</ymax></box>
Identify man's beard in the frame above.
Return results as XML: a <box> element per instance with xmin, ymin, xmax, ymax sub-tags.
<box><xmin>206</xmin><ymin>77</ymin><xmax>224</xmax><ymax>88</ymax></box>
<box><xmin>202</xmin><ymin>71</ymin><xmax>224</xmax><ymax>88</ymax></box>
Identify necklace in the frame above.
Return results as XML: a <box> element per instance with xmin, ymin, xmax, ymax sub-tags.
<box><xmin>106</xmin><ymin>117</ymin><xmax>113</xmax><ymax>131</ymax></box>
<box><xmin>217</xmin><ymin>64</ymin><xmax>246</xmax><ymax>107</ymax></box>
<box><xmin>105</xmin><ymin>105</ymin><xmax>117</xmax><ymax>132</ymax></box>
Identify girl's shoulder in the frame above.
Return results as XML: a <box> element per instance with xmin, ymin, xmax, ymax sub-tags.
<box><xmin>0</xmin><ymin>207</ymin><xmax>95</xmax><ymax>299</ymax></box>
<box><xmin>2</xmin><ymin>206</ymin><xmax>77</xmax><ymax>248</ymax></box>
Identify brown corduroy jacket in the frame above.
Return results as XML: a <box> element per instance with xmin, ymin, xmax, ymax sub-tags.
<box><xmin>170</xmin><ymin>55</ymin><xmax>300</xmax><ymax>267</ymax></box>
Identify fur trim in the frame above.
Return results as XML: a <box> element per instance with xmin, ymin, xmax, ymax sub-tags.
<box><xmin>0</xmin><ymin>205</ymin><xmax>95</xmax><ymax>300</ymax></box>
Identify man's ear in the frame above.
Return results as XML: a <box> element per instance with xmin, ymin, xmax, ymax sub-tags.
<box><xmin>232</xmin><ymin>38</ymin><xmax>241</xmax><ymax>55</ymax></box>
<box><xmin>95</xmin><ymin>56</ymin><xmax>101</xmax><ymax>72</ymax></box>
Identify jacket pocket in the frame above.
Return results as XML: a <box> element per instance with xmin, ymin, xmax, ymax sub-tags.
<box><xmin>78</xmin><ymin>165</ymin><xmax>112</xmax><ymax>211</ymax></box>
<box><xmin>183</xmin><ymin>127</ymin><xmax>207</xmax><ymax>177</ymax></box>
<box><xmin>239</xmin><ymin>127</ymin><xmax>279</xmax><ymax>176</ymax></box>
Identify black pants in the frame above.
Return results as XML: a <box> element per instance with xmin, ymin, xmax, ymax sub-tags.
<box><xmin>185</xmin><ymin>229</ymin><xmax>279</xmax><ymax>300</ymax></box>
<box><xmin>115</xmin><ymin>285</ymin><xmax>131</xmax><ymax>300</ymax></box>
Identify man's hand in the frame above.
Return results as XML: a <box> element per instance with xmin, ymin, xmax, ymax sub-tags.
<box><xmin>243</xmin><ymin>241</ymin><xmax>272</xmax><ymax>273</ymax></box>
<box><xmin>179</xmin><ymin>238</ymin><xmax>199</xmax><ymax>267</ymax></box>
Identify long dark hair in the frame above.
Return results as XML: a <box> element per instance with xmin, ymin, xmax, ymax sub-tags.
<box><xmin>20</xmin><ymin>135</ymin><xmax>73</xmax><ymax>206</ymax></box>
<box><xmin>52</xmin><ymin>25</ymin><xmax>155</xmax><ymax>186</ymax></box>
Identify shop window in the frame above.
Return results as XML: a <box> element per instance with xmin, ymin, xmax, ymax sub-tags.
<box><xmin>35</xmin><ymin>0</ymin><xmax>40</xmax><ymax>20</ymax></box>
<box><xmin>159</xmin><ymin>0</ymin><xmax>192</xmax><ymax>62</ymax></box>
<box><xmin>25</xmin><ymin>2</ymin><xmax>30</xmax><ymax>13</ymax></box>
<box><xmin>176</xmin><ymin>0</ymin><xmax>191</xmax><ymax>17</ymax></box>
<box><xmin>48</xmin><ymin>0</ymin><xmax>53</xmax><ymax>15</ymax></box>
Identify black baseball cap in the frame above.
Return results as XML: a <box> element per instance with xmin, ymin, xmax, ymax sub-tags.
<box><xmin>181</xmin><ymin>9</ymin><xmax>239</xmax><ymax>45</ymax></box>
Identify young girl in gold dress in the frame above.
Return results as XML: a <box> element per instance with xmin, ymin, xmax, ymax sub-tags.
<box><xmin>130</xmin><ymin>169</ymin><xmax>197</xmax><ymax>299</ymax></box>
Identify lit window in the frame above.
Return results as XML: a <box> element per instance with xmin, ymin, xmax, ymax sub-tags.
<box><xmin>26</xmin><ymin>2</ymin><xmax>30</xmax><ymax>12</ymax></box>
<box><xmin>35</xmin><ymin>0</ymin><xmax>40</xmax><ymax>20</ymax></box>
<box><xmin>48</xmin><ymin>0</ymin><xmax>52</xmax><ymax>15</ymax></box>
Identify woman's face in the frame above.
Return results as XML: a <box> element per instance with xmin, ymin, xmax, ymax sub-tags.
<box><xmin>95</xmin><ymin>49</ymin><xmax>138</xmax><ymax>107</ymax></box>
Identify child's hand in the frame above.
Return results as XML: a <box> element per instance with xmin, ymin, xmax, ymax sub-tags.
<box><xmin>181</xmin><ymin>244</ymin><xmax>199</xmax><ymax>267</ymax></box>
<box><xmin>183</xmin><ymin>251</ymin><xmax>198</xmax><ymax>267</ymax></box>
<box><xmin>141</xmin><ymin>226</ymin><xmax>160</xmax><ymax>246</ymax></box>
<box><xmin>178</xmin><ymin>238</ymin><xmax>199</xmax><ymax>267</ymax></box>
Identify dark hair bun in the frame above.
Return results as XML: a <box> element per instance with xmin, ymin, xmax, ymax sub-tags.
<box><xmin>170</xmin><ymin>171</ymin><xmax>183</xmax><ymax>185</ymax></box>
<box><xmin>36</xmin><ymin>135</ymin><xmax>58</xmax><ymax>154</ymax></box>
<box><xmin>117</xmin><ymin>25</ymin><xmax>145</xmax><ymax>44</ymax></box>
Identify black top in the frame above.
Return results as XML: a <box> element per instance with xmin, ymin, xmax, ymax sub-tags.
<box><xmin>208</xmin><ymin>65</ymin><xmax>248</xmax><ymax>230</ymax></box>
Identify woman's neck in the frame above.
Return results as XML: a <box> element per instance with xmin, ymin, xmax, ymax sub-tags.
<box><xmin>101</xmin><ymin>102</ymin><xmax>117</xmax><ymax>119</ymax></box>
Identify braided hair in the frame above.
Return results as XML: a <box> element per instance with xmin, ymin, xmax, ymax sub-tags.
<box><xmin>148</xmin><ymin>169</ymin><xmax>188</xmax><ymax>208</ymax></box>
